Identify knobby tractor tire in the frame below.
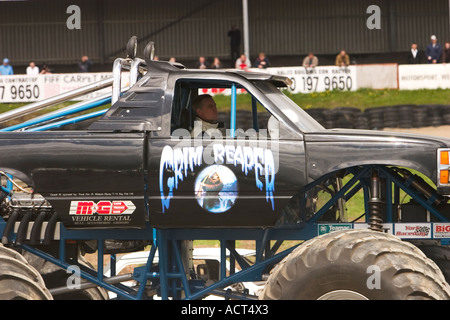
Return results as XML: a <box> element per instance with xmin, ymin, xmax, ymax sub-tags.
<box><xmin>260</xmin><ymin>229</ymin><xmax>450</xmax><ymax>300</ymax></box>
<box><xmin>409</xmin><ymin>240</ymin><xmax>450</xmax><ymax>285</ymax></box>
<box><xmin>0</xmin><ymin>244</ymin><xmax>52</xmax><ymax>300</ymax></box>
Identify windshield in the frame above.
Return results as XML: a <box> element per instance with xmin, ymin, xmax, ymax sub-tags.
<box><xmin>254</xmin><ymin>81</ymin><xmax>325</xmax><ymax>133</ymax></box>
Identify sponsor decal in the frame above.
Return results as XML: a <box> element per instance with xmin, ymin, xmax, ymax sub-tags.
<box><xmin>69</xmin><ymin>201</ymin><xmax>136</xmax><ymax>215</ymax></box>
<box><xmin>159</xmin><ymin>144</ymin><xmax>275</xmax><ymax>213</ymax></box>
<box><xmin>434</xmin><ymin>223</ymin><xmax>450</xmax><ymax>238</ymax></box>
<box><xmin>394</xmin><ymin>223</ymin><xmax>431</xmax><ymax>239</ymax></box>
<box><xmin>69</xmin><ymin>201</ymin><xmax>136</xmax><ymax>225</ymax></box>
<box><xmin>318</xmin><ymin>223</ymin><xmax>352</xmax><ymax>235</ymax></box>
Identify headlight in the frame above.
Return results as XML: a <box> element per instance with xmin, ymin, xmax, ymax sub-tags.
<box><xmin>438</xmin><ymin>148</ymin><xmax>450</xmax><ymax>186</ymax></box>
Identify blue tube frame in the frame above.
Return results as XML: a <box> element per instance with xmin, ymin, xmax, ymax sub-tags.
<box><xmin>26</xmin><ymin>109</ymin><xmax>108</xmax><ymax>132</ymax></box>
<box><xmin>230</xmin><ymin>83</ymin><xmax>236</xmax><ymax>138</ymax></box>
<box><xmin>1</xmin><ymin>96</ymin><xmax>111</xmax><ymax>132</ymax></box>
<box><xmin>0</xmin><ymin>163</ymin><xmax>447</xmax><ymax>300</ymax></box>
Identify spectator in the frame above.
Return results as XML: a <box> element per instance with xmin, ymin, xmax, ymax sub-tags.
<box><xmin>302</xmin><ymin>52</ymin><xmax>319</xmax><ymax>68</ymax></box>
<box><xmin>228</xmin><ymin>25</ymin><xmax>241</xmax><ymax>62</ymax></box>
<box><xmin>196</xmin><ymin>56</ymin><xmax>208</xmax><ymax>69</ymax></box>
<box><xmin>210</xmin><ymin>57</ymin><xmax>222</xmax><ymax>69</ymax></box>
<box><xmin>26</xmin><ymin>61</ymin><xmax>39</xmax><ymax>75</ymax></box>
<box><xmin>335</xmin><ymin>50</ymin><xmax>350</xmax><ymax>67</ymax></box>
<box><xmin>442</xmin><ymin>41</ymin><xmax>450</xmax><ymax>64</ymax></box>
<box><xmin>407</xmin><ymin>43</ymin><xmax>421</xmax><ymax>64</ymax></box>
<box><xmin>78</xmin><ymin>55</ymin><xmax>92</xmax><ymax>72</ymax></box>
<box><xmin>169</xmin><ymin>57</ymin><xmax>176</xmax><ymax>63</ymax></box>
<box><xmin>254</xmin><ymin>52</ymin><xmax>270</xmax><ymax>69</ymax></box>
<box><xmin>425</xmin><ymin>35</ymin><xmax>442</xmax><ymax>64</ymax></box>
<box><xmin>40</xmin><ymin>64</ymin><xmax>52</xmax><ymax>74</ymax></box>
<box><xmin>235</xmin><ymin>54</ymin><xmax>251</xmax><ymax>70</ymax></box>
<box><xmin>0</xmin><ymin>58</ymin><xmax>13</xmax><ymax>75</ymax></box>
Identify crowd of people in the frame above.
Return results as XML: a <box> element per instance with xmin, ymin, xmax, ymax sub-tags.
<box><xmin>1</xmin><ymin>30</ymin><xmax>449</xmax><ymax>76</ymax></box>
<box><xmin>407</xmin><ymin>35</ymin><xmax>450</xmax><ymax>64</ymax></box>
<box><xmin>0</xmin><ymin>55</ymin><xmax>92</xmax><ymax>76</ymax></box>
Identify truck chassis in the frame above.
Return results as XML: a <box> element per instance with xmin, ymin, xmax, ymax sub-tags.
<box><xmin>0</xmin><ymin>38</ymin><xmax>449</xmax><ymax>300</ymax></box>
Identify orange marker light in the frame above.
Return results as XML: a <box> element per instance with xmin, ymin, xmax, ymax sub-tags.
<box><xmin>441</xmin><ymin>151</ymin><xmax>450</xmax><ymax>165</ymax></box>
<box><xmin>441</xmin><ymin>170</ymin><xmax>449</xmax><ymax>184</ymax></box>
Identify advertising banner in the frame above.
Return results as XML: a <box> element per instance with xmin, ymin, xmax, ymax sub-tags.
<box><xmin>398</xmin><ymin>64</ymin><xmax>450</xmax><ymax>90</ymax></box>
<box><xmin>257</xmin><ymin>66</ymin><xmax>358</xmax><ymax>94</ymax></box>
<box><xmin>0</xmin><ymin>72</ymin><xmax>129</xmax><ymax>103</ymax></box>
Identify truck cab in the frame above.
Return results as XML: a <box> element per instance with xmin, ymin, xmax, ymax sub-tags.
<box><xmin>90</xmin><ymin>60</ymin><xmax>316</xmax><ymax>228</ymax></box>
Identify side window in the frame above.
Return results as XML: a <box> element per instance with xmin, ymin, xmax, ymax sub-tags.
<box><xmin>170</xmin><ymin>80</ymin><xmax>276</xmax><ymax>139</ymax></box>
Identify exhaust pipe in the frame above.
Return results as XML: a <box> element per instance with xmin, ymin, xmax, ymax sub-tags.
<box><xmin>15</xmin><ymin>210</ymin><xmax>33</xmax><ymax>245</ymax></box>
<box><xmin>30</xmin><ymin>210</ymin><xmax>47</xmax><ymax>245</ymax></box>
<box><xmin>1</xmin><ymin>209</ymin><xmax>19</xmax><ymax>244</ymax></box>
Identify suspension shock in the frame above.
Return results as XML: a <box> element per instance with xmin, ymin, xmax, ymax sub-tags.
<box><xmin>368</xmin><ymin>170</ymin><xmax>384</xmax><ymax>232</ymax></box>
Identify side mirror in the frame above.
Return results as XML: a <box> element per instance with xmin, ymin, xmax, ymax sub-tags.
<box><xmin>143</xmin><ymin>41</ymin><xmax>155</xmax><ymax>60</ymax></box>
<box><xmin>126</xmin><ymin>36</ymin><xmax>138</xmax><ymax>59</ymax></box>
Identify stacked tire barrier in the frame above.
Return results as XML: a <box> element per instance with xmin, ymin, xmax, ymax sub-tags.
<box><xmin>305</xmin><ymin>105</ymin><xmax>450</xmax><ymax>130</ymax></box>
<box><xmin>218</xmin><ymin>110</ymin><xmax>272</xmax><ymax>131</ymax></box>
<box><xmin>217</xmin><ymin>105</ymin><xmax>450</xmax><ymax>132</ymax></box>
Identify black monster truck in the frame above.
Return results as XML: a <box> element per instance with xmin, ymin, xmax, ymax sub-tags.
<box><xmin>0</xmin><ymin>39</ymin><xmax>449</xmax><ymax>300</ymax></box>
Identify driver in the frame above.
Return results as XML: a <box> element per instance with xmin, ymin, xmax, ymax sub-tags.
<box><xmin>191</xmin><ymin>94</ymin><xmax>220</xmax><ymax>137</ymax></box>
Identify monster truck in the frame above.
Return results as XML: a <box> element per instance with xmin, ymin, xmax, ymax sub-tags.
<box><xmin>0</xmin><ymin>37</ymin><xmax>449</xmax><ymax>300</ymax></box>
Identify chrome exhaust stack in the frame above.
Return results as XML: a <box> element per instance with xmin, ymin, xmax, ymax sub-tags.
<box><xmin>111</xmin><ymin>36</ymin><xmax>150</xmax><ymax>104</ymax></box>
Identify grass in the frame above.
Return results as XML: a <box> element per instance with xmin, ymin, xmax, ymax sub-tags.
<box><xmin>285</xmin><ymin>88</ymin><xmax>450</xmax><ymax>110</ymax></box>
<box><xmin>212</xmin><ymin>88</ymin><xmax>450</xmax><ymax>112</ymax></box>
<box><xmin>2</xmin><ymin>88</ymin><xmax>449</xmax><ymax>115</ymax></box>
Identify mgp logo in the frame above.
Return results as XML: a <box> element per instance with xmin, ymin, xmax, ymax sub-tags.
<box><xmin>69</xmin><ymin>201</ymin><xmax>136</xmax><ymax>215</ymax></box>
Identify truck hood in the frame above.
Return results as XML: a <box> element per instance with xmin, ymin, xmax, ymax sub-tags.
<box><xmin>303</xmin><ymin>128</ymin><xmax>450</xmax><ymax>187</ymax></box>
<box><xmin>304</xmin><ymin>128</ymin><xmax>450</xmax><ymax>148</ymax></box>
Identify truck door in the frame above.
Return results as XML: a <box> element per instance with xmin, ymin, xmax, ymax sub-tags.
<box><xmin>147</xmin><ymin>78</ymin><xmax>306</xmax><ymax>228</ymax></box>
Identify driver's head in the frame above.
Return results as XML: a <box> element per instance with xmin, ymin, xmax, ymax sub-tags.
<box><xmin>193</xmin><ymin>94</ymin><xmax>218</xmax><ymax>123</ymax></box>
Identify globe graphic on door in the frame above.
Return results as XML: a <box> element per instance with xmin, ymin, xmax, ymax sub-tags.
<box><xmin>194</xmin><ymin>165</ymin><xmax>238</xmax><ymax>213</ymax></box>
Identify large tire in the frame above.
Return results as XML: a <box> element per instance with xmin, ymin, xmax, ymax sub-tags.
<box><xmin>260</xmin><ymin>229</ymin><xmax>450</xmax><ymax>300</ymax></box>
<box><xmin>409</xmin><ymin>240</ymin><xmax>450</xmax><ymax>284</ymax></box>
<box><xmin>0</xmin><ymin>244</ymin><xmax>52</xmax><ymax>300</ymax></box>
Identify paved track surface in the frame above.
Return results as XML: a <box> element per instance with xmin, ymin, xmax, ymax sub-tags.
<box><xmin>383</xmin><ymin>126</ymin><xmax>450</xmax><ymax>139</ymax></box>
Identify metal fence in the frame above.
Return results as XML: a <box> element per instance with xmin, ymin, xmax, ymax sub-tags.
<box><xmin>0</xmin><ymin>0</ymin><xmax>449</xmax><ymax>66</ymax></box>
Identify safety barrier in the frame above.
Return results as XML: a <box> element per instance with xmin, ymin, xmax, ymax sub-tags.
<box><xmin>303</xmin><ymin>104</ymin><xmax>450</xmax><ymax>130</ymax></box>
<box><xmin>1</xmin><ymin>63</ymin><xmax>450</xmax><ymax>103</ymax></box>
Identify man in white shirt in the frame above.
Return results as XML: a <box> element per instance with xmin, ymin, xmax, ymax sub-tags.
<box><xmin>235</xmin><ymin>54</ymin><xmax>251</xmax><ymax>70</ymax></box>
<box><xmin>26</xmin><ymin>62</ymin><xmax>39</xmax><ymax>75</ymax></box>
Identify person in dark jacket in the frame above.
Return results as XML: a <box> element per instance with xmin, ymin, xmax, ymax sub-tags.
<box><xmin>78</xmin><ymin>55</ymin><xmax>92</xmax><ymax>72</ymax></box>
<box><xmin>255</xmin><ymin>52</ymin><xmax>270</xmax><ymax>69</ymax></box>
<box><xmin>227</xmin><ymin>25</ymin><xmax>241</xmax><ymax>62</ymax></box>
<box><xmin>441</xmin><ymin>41</ymin><xmax>450</xmax><ymax>63</ymax></box>
<box><xmin>407</xmin><ymin>43</ymin><xmax>421</xmax><ymax>64</ymax></box>
<box><xmin>425</xmin><ymin>35</ymin><xmax>442</xmax><ymax>64</ymax></box>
